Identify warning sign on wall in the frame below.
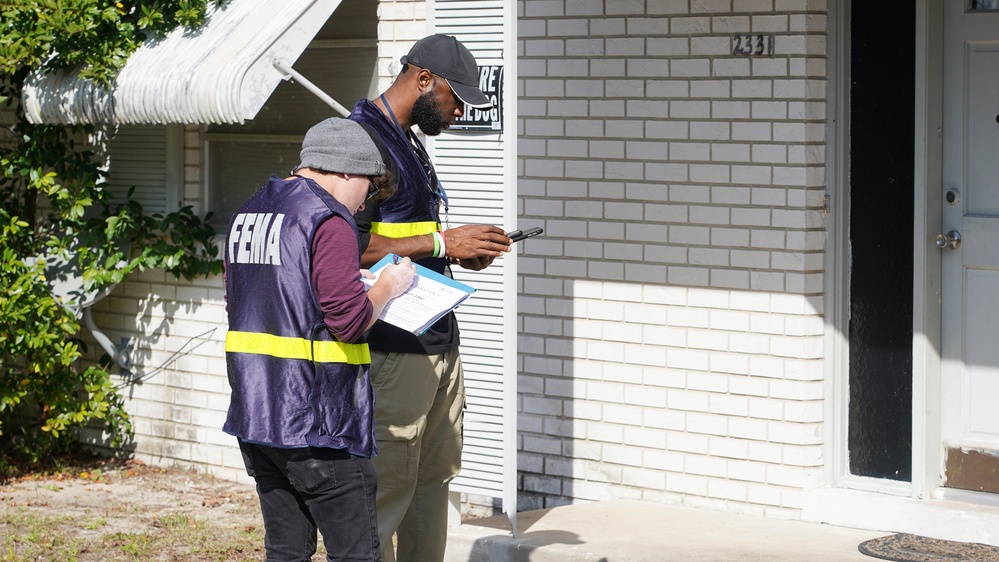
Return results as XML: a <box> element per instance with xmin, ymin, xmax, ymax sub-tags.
<box><xmin>451</xmin><ymin>65</ymin><xmax>503</xmax><ymax>132</ymax></box>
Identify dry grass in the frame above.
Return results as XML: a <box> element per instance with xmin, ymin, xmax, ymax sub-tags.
<box><xmin>0</xmin><ymin>453</ymin><xmax>282</xmax><ymax>561</ymax></box>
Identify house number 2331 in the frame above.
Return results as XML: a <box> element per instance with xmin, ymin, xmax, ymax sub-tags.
<box><xmin>732</xmin><ymin>34</ymin><xmax>775</xmax><ymax>56</ymax></box>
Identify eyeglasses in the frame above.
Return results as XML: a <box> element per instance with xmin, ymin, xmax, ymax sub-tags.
<box><xmin>367</xmin><ymin>179</ymin><xmax>380</xmax><ymax>200</ymax></box>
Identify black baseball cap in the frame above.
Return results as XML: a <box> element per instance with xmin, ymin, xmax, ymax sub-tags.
<box><xmin>401</xmin><ymin>34</ymin><xmax>492</xmax><ymax>109</ymax></box>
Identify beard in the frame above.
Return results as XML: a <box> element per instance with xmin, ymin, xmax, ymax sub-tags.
<box><xmin>411</xmin><ymin>91</ymin><xmax>449</xmax><ymax>136</ymax></box>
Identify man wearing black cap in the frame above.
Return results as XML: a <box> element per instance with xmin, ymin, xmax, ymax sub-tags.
<box><xmin>349</xmin><ymin>35</ymin><xmax>512</xmax><ymax>562</ymax></box>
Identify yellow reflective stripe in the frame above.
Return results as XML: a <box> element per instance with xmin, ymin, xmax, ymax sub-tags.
<box><xmin>226</xmin><ymin>331</ymin><xmax>370</xmax><ymax>365</ymax></box>
<box><xmin>370</xmin><ymin>221</ymin><xmax>439</xmax><ymax>238</ymax></box>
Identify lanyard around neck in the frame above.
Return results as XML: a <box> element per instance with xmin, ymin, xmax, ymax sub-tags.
<box><xmin>378</xmin><ymin>94</ymin><xmax>449</xmax><ymax>219</ymax></box>
<box><xmin>380</xmin><ymin>94</ymin><xmax>404</xmax><ymax>132</ymax></box>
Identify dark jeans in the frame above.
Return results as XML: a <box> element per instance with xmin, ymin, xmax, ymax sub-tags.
<box><xmin>238</xmin><ymin>439</ymin><xmax>381</xmax><ymax>562</ymax></box>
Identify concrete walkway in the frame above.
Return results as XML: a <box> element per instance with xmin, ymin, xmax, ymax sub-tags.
<box><xmin>445</xmin><ymin>500</ymin><xmax>887</xmax><ymax>562</ymax></box>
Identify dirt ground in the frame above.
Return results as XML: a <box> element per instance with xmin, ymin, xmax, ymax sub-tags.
<box><xmin>0</xmin><ymin>457</ymin><xmax>306</xmax><ymax>561</ymax></box>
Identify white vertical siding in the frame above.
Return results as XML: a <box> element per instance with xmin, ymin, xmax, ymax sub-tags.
<box><xmin>428</xmin><ymin>0</ymin><xmax>518</xmax><ymax>508</ymax></box>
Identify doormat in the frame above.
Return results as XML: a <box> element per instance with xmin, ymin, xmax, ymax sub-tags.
<box><xmin>859</xmin><ymin>533</ymin><xmax>999</xmax><ymax>562</ymax></box>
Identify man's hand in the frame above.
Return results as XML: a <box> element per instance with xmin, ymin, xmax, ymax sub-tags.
<box><xmin>364</xmin><ymin>257</ymin><xmax>417</xmax><ymax>330</ymax></box>
<box><xmin>443</xmin><ymin>225</ymin><xmax>511</xmax><ymax>259</ymax></box>
<box><xmin>451</xmin><ymin>255</ymin><xmax>496</xmax><ymax>271</ymax></box>
<box><xmin>372</xmin><ymin>257</ymin><xmax>417</xmax><ymax>300</ymax></box>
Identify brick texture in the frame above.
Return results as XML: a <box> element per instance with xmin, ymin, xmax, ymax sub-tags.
<box><xmin>516</xmin><ymin>0</ymin><xmax>828</xmax><ymax>517</ymax></box>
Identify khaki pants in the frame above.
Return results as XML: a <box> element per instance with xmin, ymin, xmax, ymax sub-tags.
<box><xmin>369</xmin><ymin>348</ymin><xmax>464</xmax><ymax>562</ymax></box>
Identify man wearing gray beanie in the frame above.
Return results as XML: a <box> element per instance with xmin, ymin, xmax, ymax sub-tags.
<box><xmin>223</xmin><ymin>117</ymin><xmax>416</xmax><ymax>562</ymax></box>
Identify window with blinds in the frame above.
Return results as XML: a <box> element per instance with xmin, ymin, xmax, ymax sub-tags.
<box><xmin>102</xmin><ymin>125</ymin><xmax>182</xmax><ymax>215</ymax></box>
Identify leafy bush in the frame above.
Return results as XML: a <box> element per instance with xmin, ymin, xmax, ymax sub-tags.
<box><xmin>0</xmin><ymin>0</ymin><xmax>223</xmax><ymax>471</ymax></box>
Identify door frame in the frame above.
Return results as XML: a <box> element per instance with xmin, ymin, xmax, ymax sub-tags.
<box><xmin>936</xmin><ymin>0</ymin><xmax>999</xmax><ymax>500</ymax></box>
<box><xmin>822</xmin><ymin>0</ymin><xmax>852</xmax><ymax>490</ymax></box>
<box><xmin>811</xmin><ymin>2</ymin><xmax>999</xmax><ymax>538</ymax></box>
<box><xmin>911</xmin><ymin>0</ymin><xmax>944</xmax><ymax>501</ymax></box>
<box><xmin>825</xmin><ymin>0</ymin><xmax>999</xmax><ymax>502</ymax></box>
<box><xmin>822</xmin><ymin>0</ymin><xmax>943</xmax><ymax>499</ymax></box>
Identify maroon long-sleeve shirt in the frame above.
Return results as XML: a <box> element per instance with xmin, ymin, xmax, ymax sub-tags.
<box><xmin>311</xmin><ymin>215</ymin><xmax>374</xmax><ymax>343</ymax></box>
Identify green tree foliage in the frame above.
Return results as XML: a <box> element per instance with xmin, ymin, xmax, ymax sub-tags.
<box><xmin>0</xmin><ymin>0</ymin><xmax>224</xmax><ymax>471</ymax></box>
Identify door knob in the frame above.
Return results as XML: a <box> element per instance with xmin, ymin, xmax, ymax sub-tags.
<box><xmin>936</xmin><ymin>230</ymin><xmax>962</xmax><ymax>250</ymax></box>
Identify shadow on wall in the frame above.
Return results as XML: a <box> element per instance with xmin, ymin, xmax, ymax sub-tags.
<box><xmin>78</xmin><ymin>273</ymin><xmax>225</xmax><ymax>458</ymax></box>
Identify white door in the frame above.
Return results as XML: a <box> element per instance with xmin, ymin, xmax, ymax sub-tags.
<box><xmin>940</xmin><ymin>1</ymin><xmax>999</xmax><ymax>492</ymax></box>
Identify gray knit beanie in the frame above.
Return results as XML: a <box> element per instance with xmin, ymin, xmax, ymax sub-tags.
<box><xmin>298</xmin><ymin>118</ymin><xmax>386</xmax><ymax>175</ymax></box>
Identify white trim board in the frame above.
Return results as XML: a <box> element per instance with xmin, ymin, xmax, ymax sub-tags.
<box><xmin>803</xmin><ymin>487</ymin><xmax>999</xmax><ymax>546</ymax></box>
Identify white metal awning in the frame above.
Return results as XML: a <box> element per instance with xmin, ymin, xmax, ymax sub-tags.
<box><xmin>22</xmin><ymin>0</ymin><xmax>343</xmax><ymax>125</ymax></box>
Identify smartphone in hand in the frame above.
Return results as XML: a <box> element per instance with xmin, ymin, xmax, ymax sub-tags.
<box><xmin>506</xmin><ymin>227</ymin><xmax>543</xmax><ymax>242</ymax></box>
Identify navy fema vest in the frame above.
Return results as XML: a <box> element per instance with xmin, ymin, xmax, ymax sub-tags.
<box><xmin>350</xmin><ymin>99</ymin><xmax>445</xmax><ymax>274</ymax></box>
<box><xmin>222</xmin><ymin>175</ymin><xmax>376</xmax><ymax>457</ymax></box>
<box><xmin>350</xmin><ymin>99</ymin><xmax>459</xmax><ymax>354</ymax></box>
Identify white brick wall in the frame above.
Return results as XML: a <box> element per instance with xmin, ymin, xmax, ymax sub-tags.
<box><xmin>516</xmin><ymin>0</ymin><xmax>828</xmax><ymax>517</ymax></box>
<box><xmin>81</xmin><ymin>267</ymin><xmax>246</xmax><ymax>482</ymax></box>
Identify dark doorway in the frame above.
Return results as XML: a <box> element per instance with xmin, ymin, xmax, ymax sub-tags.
<box><xmin>847</xmin><ymin>1</ymin><xmax>915</xmax><ymax>481</ymax></box>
